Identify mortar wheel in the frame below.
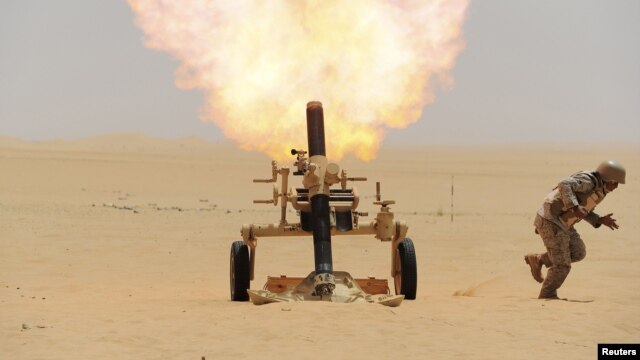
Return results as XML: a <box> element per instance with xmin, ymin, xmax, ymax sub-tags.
<box><xmin>394</xmin><ymin>238</ymin><xmax>417</xmax><ymax>300</ymax></box>
<box><xmin>230</xmin><ymin>241</ymin><xmax>250</xmax><ymax>301</ymax></box>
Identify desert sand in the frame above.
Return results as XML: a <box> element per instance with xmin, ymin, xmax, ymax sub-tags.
<box><xmin>1</xmin><ymin>135</ymin><xmax>638</xmax><ymax>359</ymax></box>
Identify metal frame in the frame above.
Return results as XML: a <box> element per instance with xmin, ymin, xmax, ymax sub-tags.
<box><xmin>240</xmin><ymin>159</ymin><xmax>409</xmax><ymax>283</ymax></box>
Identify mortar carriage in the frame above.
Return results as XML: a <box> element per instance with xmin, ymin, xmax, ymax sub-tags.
<box><xmin>229</xmin><ymin>101</ymin><xmax>417</xmax><ymax>305</ymax></box>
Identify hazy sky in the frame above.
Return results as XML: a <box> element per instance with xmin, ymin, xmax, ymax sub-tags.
<box><xmin>1</xmin><ymin>1</ymin><xmax>639</xmax><ymax>146</ymax></box>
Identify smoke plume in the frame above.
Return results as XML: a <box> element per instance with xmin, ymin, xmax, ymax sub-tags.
<box><xmin>128</xmin><ymin>0</ymin><xmax>468</xmax><ymax>160</ymax></box>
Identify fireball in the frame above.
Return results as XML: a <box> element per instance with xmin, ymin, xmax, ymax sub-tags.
<box><xmin>128</xmin><ymin>0</ymin><xmax>468</xmax><ymax>161</ymax></box>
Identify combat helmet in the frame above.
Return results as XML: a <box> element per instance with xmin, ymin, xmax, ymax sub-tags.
<box><xmin>597</xmin><ymin>160</ymin><xmax>626</xmax><ymax>184</ymax></box>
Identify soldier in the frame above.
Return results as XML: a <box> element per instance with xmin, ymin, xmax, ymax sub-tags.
<box><xmin>524</xmin><ymin>160</ymin><xmax>626</xmax><ymax>299</ymax></box>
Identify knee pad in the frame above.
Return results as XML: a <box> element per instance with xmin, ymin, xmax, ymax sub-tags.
<box><xmin>572</xmin><ymin>250</ymin><xmax>586</xmax><ymax>262</ymax></box>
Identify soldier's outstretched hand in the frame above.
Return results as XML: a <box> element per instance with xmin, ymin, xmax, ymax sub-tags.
<box><xmin>599</xmin><ymin>213</ymin><xmax>619</xmax><ymax>230</ymax></box>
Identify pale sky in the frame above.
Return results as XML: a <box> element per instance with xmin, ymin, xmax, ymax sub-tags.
<box><xmin>1</xmin><ymin>1</ymin><xmax>639</xmax><ymax>146</ymax></box>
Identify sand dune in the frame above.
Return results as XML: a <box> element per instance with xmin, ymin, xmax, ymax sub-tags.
<box><xmin>1</xmin><ymin>135</ymin><xmax>638</xmax><ymax>359</ymax></box>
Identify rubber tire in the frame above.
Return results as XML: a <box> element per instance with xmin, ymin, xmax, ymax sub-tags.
<box><xmin>395</xmin><ymin>238</ymin><xmax>417</xmax><ymax>300</ymax></box>
<box><xmin>230</xmin><ymin>241</ymin><xmax>250</xmax><ymax>301</ymax></box>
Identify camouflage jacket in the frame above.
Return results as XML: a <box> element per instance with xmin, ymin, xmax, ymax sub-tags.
<box><xmin>536</xmin><ymin>171</ymin><xmax>606</xmax><ymax>233</ymax></box>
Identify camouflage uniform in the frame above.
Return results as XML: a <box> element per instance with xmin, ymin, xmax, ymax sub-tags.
<box><xmin>533</xmin><ymin>171</ymin><xmax>606</xmax><ymax>298</ymax></box>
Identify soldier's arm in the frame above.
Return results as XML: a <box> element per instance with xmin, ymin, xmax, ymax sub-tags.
<box><xmin>557</xmin><ymin>173</ymin><xmax>595</xmax><ymax>209</ymax></box>
<box><xmin>584</xmin><ymin>211</ymin><xmax>601</xmax><ymax>228</ymax></box>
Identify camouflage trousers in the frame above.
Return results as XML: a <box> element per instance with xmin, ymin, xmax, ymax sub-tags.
<box><xmin>534</xmin><ymin>215</ymin><xmax>586</xmax><ymax>297</ymax></box>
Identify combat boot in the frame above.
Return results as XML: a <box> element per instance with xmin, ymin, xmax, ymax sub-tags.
<box><xmin>524</xmin><ymin>254</ymin><xmax>544</xmax><ymax>283</ymax></box>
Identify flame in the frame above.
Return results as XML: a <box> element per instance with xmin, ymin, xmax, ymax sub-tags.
<box><xmin>128</xmin><ymin>0</ymin><xmax>468</xmax><ymax>161</ymax></box>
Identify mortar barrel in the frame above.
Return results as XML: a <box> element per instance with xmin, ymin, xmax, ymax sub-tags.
<box><xmin>311</xmin><ymin>194</ymin><xmax>333</xmax><ymax>275</ymax></box>
<box><xmin>306</xmin><ymin>101</ymin><xmax>326</xmax><ymax>157</ymax></box>
<box><xmin>306</xmin><ymin>101</ymin><xmax>332</xmax><ymax>276</ymax></box>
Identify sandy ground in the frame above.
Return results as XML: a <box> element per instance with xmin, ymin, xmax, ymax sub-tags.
<box><xmin>1</xmin><ymin>135</ymin><xmax>639</xmax><ymax>359</ymax></box>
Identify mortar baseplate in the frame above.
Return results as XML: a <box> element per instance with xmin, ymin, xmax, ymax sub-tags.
<box><xmin>247</xmin><ymin>271</ymin><xmax>404</xmax><ymax>306</ymax></box>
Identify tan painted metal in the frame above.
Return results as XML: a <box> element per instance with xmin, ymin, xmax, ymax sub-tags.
<box><xmin>247</xmin><ymin>144</ymin><xmax>410</xmax><ymax>297</ymax></box>
<box><xmin>247</xmin><ymin>271</ymin><xmax>404</xmax><ymax>306</ymax></box>
<box><xmin>264</xmin><ymin>275</ymin><xmax>390</xmax><ymax>295</ymax></box>
<box><xmin>241</xmin><ymin>217</ymin><xmax>407</xmax><ymax>281</ymax></box>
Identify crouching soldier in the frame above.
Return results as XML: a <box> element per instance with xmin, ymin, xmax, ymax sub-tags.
<box><xmin>525</xmin><ymin>160</ymin><xmax>626</xmax><ymax>299</ymax></box>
